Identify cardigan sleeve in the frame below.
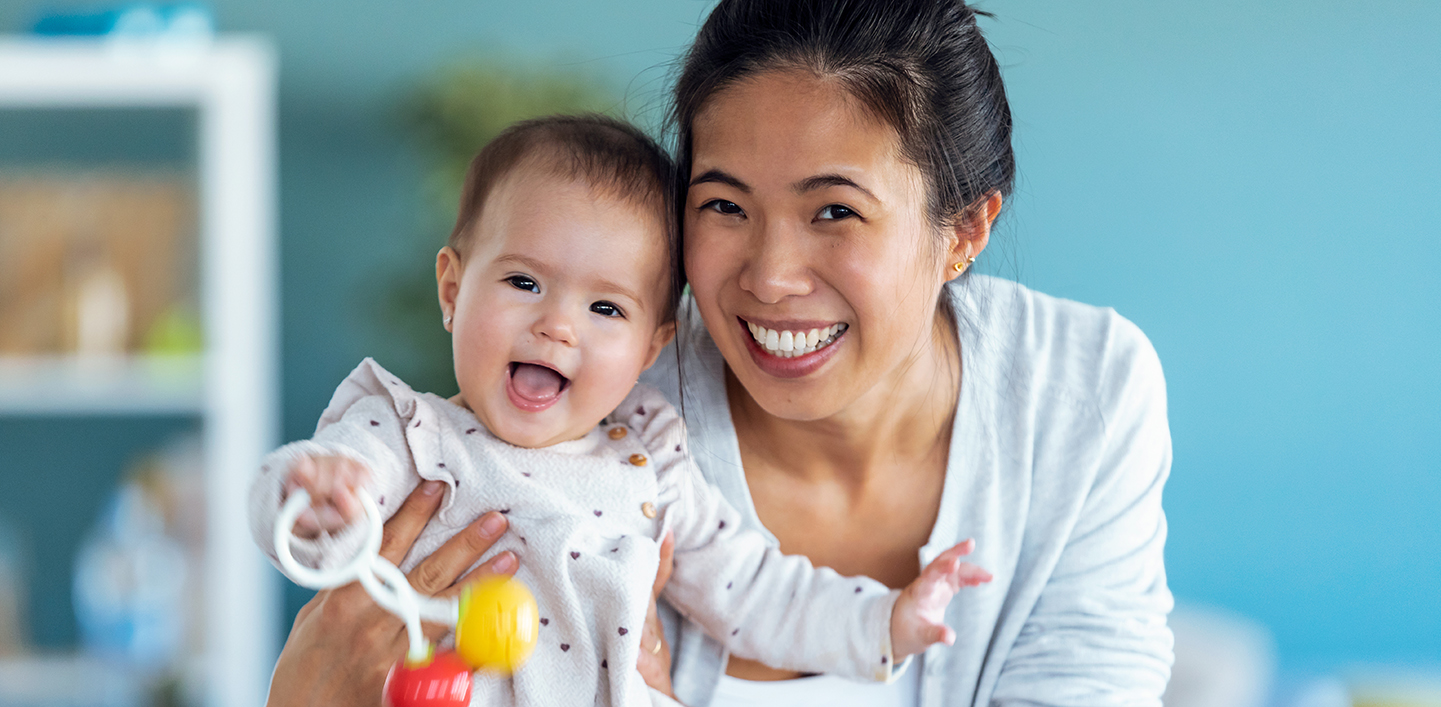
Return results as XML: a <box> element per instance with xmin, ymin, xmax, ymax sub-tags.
<box><xmin>619</xmin><ymin>385</ymin><xmax>906</xmax><ymax>684</ymax></box>
<box><xmin>991</xmin><ymin>317</ymin><xmax>1175</xmax><ymax>707</ymax></box>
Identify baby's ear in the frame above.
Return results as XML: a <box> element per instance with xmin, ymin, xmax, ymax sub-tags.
<box><xmin>436</xmin><ymin>246</ymin><xmax>463</xmax><ymax>330</ymax></box>
<box><xmin>641</xmin><ymin>321</ymin><xmax>677</xmax><ymax>372</ymax></box>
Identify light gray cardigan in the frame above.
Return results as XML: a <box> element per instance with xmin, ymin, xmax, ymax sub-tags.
<box><xmin>641</xmin><ymin>276</ymin><xmax>1174</xmax><ymax>707</ymax></box>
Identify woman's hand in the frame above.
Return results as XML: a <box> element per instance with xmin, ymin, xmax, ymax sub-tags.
<box><xmin>636</xmin><ymin>532</ymin><xmax>676</xmax><ymax>700</ymax></box>
<box><xmin>890</xmin><ymin>539</ymin><xmax>993</xmax><ymax>658</ymax></box>
<box><xmin>266</xmin><ymin>480</ymin><xmax>517</xmax><ymax>707</ymax></box>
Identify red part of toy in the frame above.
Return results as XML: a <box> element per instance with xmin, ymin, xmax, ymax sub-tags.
<box><xmin>383</xmin><ymin>650</ymin><xmax>473</xmax><ymax>707</ymax></box>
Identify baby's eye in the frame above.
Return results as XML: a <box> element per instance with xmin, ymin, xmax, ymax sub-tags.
<box><xmin>701</xmin><ymin>199</ymin><xmax>744</xmax><ymax>216</ymax></box>
<box><xmin>816</xmin><ymin>204</ymin><xmax>858</xmax><ymax>221</ymax></box>
<box><xmin>506</xmin><ymin>275</ymin><xmax>540</xmax><ymax>293</ymax></box>
<box><xmin>590</xmin><ymin>301</ymin><xmax>624</xmax><ymax>318</ymax></box>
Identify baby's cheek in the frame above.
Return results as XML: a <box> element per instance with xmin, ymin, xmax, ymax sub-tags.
<box><xmin>575</xmin><ymin>342</ymin><xmax>652</xmax><ymax>416</ymax></box>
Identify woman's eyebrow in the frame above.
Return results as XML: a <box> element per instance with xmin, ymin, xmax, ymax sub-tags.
<box><xmin>689</xmin><ymin>168</ymin><xmax>751</xmax><ymax>193</ymax></box>
<box><xmin>792</xmin><ymin>174</ymin><xmax>878</xmax><ymax>202</ymax></box>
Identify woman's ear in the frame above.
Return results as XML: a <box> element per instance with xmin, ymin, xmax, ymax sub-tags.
<box><xmin>944</xmin><ymin>191</ymin><xmax>1003</xmax><ymax>282</ymax></box>
<box><xmin>436</xmin><ymin>246</ymin><xmax>463</xmax><ymax>332</ymax></box>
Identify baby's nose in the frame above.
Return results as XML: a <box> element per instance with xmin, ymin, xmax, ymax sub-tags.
<box><xmin>533</xmin><ymin>311</ymin><xmax>577</xmax><ymax>345</ymax></box>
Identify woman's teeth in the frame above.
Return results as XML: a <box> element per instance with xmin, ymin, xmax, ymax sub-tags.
<box><xmin>746</xmin><ymin>321</ymin><xmax>848</xmax><ymax>358</ymax></box>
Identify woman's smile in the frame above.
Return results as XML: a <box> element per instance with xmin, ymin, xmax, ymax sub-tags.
<box><xmin>741</xmin><ymin>318</ymin><xmax>849</xmax><ymax>358</ymax></box>
<box><xmin>737</xmin><ymin>317</ymin><xmax>849</xmax><ymax>378</ymax></box>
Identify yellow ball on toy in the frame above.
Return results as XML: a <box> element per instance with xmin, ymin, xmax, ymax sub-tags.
<box><xmin>454</xmin><ymin>576</ymin><xmax>539</xmax><ymax>673</ymax></box>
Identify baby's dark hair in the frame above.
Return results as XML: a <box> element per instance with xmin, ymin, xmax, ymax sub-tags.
<box><xmin>448</xmin><ymin>114</ymin><xmax>681</xmax><ymax>321</ymax></box>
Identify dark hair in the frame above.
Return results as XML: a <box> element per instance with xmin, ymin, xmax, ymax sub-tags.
<box><xmin>673</xmin><ymin>0</ymin><xmax>1015</xmax><ymax>235</ymax></box>
<box><xmin>449</xmin><ymin>114</ymin><xmax>681</xmax><ymax>319</ymax></box>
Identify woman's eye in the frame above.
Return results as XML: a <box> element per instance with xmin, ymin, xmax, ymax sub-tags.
<box><xmin>590</xmin><ymin>301</ymin><xmax>624</xmax><ymax>318</ymax></box>
<box><xmin>506</xmin><ymin>275</ymin><xmax>540</xmax><ymax>293</ymax></box>
<box><xmin>701</xmin><ymin>199</ymin><xmax>744</xmax><ymax>216</ymax></box>
<box><xmin>817</xmin><ymin>204</ymin><xmax>858</xmax><ymax>221</ymax></box>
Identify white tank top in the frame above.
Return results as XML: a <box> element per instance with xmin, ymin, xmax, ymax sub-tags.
<box><xmin>710</xmin><ymin>666</ymin><xmax>921</xmax><ymax>707</ymax></box>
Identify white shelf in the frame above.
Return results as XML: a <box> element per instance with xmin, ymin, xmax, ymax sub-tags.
<box><xmin>0</xmin><ymin>37</ymin><xmax>247</xmax><ymax>106</ymax></box>
<box><xmin>0</xmin><ymin>354</ymin><xmax>204</xmax><ymax>415</ymax></box>
<box><xmin>0</xmin><ymin>36</ymin><xmax>278</xmax><ymax>707</ymax></box>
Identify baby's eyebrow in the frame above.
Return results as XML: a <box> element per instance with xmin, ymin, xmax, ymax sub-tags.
<box><xmin>594</xmin><ymin>277</ymin><xmax>643</xmax><ymax>308</ymax></box>
<box><xmin>496</xmin><ymin>253</ymin><xmax>551</xmax><ymax>274</ymax></box>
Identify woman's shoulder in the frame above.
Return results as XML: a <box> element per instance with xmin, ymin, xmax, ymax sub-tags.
<box><xmin>953</xmin><ymin>276</ymin><xmax>1164</xmax><ymax>418</ymax></box>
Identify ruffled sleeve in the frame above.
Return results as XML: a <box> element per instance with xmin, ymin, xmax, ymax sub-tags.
<box><xmin>248</xmin><ymin>358</ymin><xmax>460</xmax><ymax>575</ymax></box>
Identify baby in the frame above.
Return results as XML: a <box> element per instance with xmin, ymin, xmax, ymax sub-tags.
<box><xmin>250</xmin><ymin>115</ymin><xmax>990</xmax><ymax>706</ymax></box>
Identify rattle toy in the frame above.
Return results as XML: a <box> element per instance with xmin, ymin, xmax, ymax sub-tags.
<box><xmin>276</xmin><ymin>488</ymin><xmax>539</xmax><ymax>707</ymax></box>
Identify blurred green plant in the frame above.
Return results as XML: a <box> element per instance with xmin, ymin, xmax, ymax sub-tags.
<box><xmin>375</xmin><ymin>59</ymin><xmax>621</xmax><ymax>396</ymax></box>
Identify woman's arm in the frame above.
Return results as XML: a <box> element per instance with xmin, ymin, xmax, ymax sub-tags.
<box><xmin>265</xmin><ymin>481</ymin><xmax>516</xmax><ymax>707</ymax></box>
<box><xmin>992</xmin><ymin>323</ymin><xmax>1175</xmax><ymax>706</ymax></box>
<box><xmin>637</xmin><ymin>533</ymin><xmax>678</xmax><ymax>702</ymax></box>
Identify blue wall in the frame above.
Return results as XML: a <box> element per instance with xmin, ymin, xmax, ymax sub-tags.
<box><xmin>3</xmin><ymin>0</ymin><xmax>1435</xmax><ymax>674</ymax></box>
<box><xmin>977</xmin><ymin>1</ymin><xmax>1441</xmax><ymax>671</ymax></box>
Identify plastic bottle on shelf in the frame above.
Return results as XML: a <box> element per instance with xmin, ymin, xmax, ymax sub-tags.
<box><xmin>72</xmin><ymin>480</ymin><xmax>188</xmax><ymax>671</ymax></box>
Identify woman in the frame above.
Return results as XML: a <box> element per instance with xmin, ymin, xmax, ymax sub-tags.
<box><xmin>268</xmin><ymin>0</ymin><xmax>1174</xmax><ymax>704</ymax></box>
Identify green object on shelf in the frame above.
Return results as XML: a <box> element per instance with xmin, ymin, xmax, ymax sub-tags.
<box><xmin>143</xmin><ymin>303</ymin><xmax>203</xmax><ymax>356</ymax></box>
<box><xmin>405</xmin><ymin>60</ymin><xmax>619</xmax><ymax>217</ymax></box>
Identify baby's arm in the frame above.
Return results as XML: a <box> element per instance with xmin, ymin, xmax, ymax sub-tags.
<box><xmin>659</xmin><ymin>460</ymin><xmax>989</xmax><ymax>681</ymax></box>
<box><xmin>248</xmin><ymin>394</ymin><xmax>420</xmax><ymax>573</ymax></box>
<box><xmin>285</xmin><ymin>454</ymin><xmax>373</xmax><ymax>538</ymax></box>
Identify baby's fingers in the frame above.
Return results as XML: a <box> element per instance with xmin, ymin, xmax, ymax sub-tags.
<box><xmin>930</xmin><ymin>623</ymin><xmax>956</xmax><ymax>647</ymax></box>
<box><xmin>933</xmin><ymin>538</ymin><xmax>976</xmax><ymax>564</ymax></box>
<box><xmin>331</xmin><ymin>458</ymin><xmax>372</xmax><ymax>522</ymax></box>
<box><xmin>291</xmin><ymin>507</ymin><xmax>323</xmax><ymax>539</ymax></box>
<box><xmin>952</xmin><ymin>561</ymin><xmax>993</xmax><ymax>587</ymax></box>
<box><xmin>289</xmin><ymin>456</ymin><xmax>319</xmax><ymax>494</ymax></box>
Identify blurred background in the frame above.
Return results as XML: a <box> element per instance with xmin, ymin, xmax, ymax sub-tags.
<box><xmin>0</xmin><ymin>1</ymin><xmax>1435</xmax><ymax>706</ymax></box>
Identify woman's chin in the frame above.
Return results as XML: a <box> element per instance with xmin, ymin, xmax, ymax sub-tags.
<box><xmin>727</xmin><ymin>359</ymin><xmax>852</xmax><ymax>423</ymax></box>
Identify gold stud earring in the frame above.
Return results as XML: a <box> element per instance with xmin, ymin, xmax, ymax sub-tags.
<box><xmin>953</xmin><ymin>261</ymin><xmax>965</xmax><ymax>273</ymax></box>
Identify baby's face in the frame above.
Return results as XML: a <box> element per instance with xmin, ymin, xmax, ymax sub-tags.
<box><xmin>438</xmin><ymin>167</ymin><xmax>675</xmax><ymax>448</ymax></box>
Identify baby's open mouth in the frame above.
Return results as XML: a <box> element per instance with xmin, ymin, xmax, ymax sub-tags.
<box><xmin>508</xmin><ymin>362</ymin><xmax>571</xmax><ymax>404</ymax></box>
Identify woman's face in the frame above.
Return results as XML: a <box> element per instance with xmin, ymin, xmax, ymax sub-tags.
<box><xmin>685</xmin><ymin>70</ymin><xmax>965</xmax><ymax>422</ymax></box>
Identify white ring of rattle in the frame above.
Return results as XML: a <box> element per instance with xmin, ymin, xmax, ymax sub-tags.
<box><xmin>274</xmin><ymin>488</ymin><xmax>383</xmax><ymax>589</ymax></box>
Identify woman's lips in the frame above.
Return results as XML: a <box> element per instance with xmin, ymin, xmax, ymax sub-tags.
<box><xmin>737</xmin><ymin>317</ymin><xmax>846</xmax><ymax>379</ymax></box>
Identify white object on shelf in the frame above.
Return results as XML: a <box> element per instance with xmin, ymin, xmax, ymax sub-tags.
<box><xmin>0</xmin><ymin>36</ymin><xmax>278</xmax><ymax>707</ymax></box>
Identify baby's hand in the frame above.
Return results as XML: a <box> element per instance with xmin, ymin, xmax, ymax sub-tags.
<box><xmin>889</xmin><ymin>539</ymin><xmax>992</xmax><ymax>658</ymax></box>
<box><xmin>283</xmin><ymin>455</ymin><xmax>372</xmax><ymax>539</ymax></box>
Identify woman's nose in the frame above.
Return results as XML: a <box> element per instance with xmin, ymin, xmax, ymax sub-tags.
<box><xmin>737</xmin><ymin>222</ymin><xmax>812</xmax><ymax>304</ymax></box>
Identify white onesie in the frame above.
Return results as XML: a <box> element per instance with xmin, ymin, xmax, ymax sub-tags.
<box><xmin>250</xmin><ymin>359</ymin><xmax>905</xmax><ymax>707</ymax></box>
